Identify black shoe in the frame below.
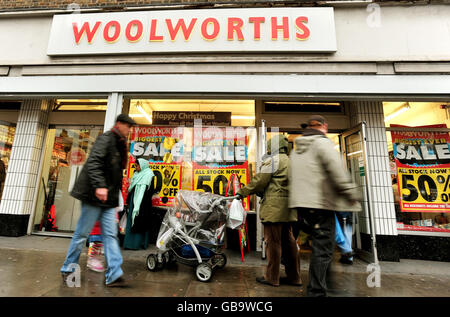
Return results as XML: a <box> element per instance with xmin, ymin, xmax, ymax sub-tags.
<box><xmin>106</xmin><ymin>276</ymin><xmax>127</xmax><ymax>287</ymax></box>
<box><xmin>279</xmin><ymin>277</ymin><xmax>303</xmax><ymax>287</ymax></box>
<box><xmin>256</xmin><ymin>276</ymin><xmax>278</xmax><ymax>287</ymax></box>
<box><xmin>61</xmin><ymin>272</ymin><xmax>70</xmax><ymax>285</ymax></box>
<box><xmin>61</xmin><ymin>272</ymin><xmax>79</xmax><ymax>287</ymax></box>
<box><xmin>339</xmin><ymin>256</ymin><xmax>353</xmax><ymax>265</ymax></box>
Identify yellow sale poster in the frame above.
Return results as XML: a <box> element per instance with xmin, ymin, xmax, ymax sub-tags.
<box><xmin>391</xmin><ymin>124</ymin><xmax>450</xmax><ymax>213</ymax></box>
<box><xmin>192</xmin><ymin>127</ymin><xmax>250</xmax><ymax>210</ymax></box>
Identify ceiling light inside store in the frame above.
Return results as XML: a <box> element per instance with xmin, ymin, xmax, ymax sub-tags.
<box><xmin>231</xmin><ymin>115</ymin><xmax>255</xmax><ymax>120</ymax></box>
<box><xmin>385</xmin><ymin>103</ymin><xmax>411</xmax><ymax>122</ymax></box>
<box><xmin>136</xmin><ymin>104</ymin><xmax>152</xmax><ymax>124</ymax></box>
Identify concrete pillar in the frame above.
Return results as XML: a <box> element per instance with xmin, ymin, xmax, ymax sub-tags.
<box><xmin>0</xmin><ymin>99</ymin><xmax>50</xmax><ymax>236</ymax></box>
<box><xmin>104</xmin><ymin>93</ymin><xmax>123</xmax><ymax>132</ymax></box>
<box><xmin>349</xmin><ymin>100</ymin><xmax>399</xmax><ymax>261</ymax></box>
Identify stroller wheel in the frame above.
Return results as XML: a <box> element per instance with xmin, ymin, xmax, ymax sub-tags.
<box><xmin>196</xmin><ymin>263</ymin><xmax>213</xmax><ymax>282</ymax></box>
<box><xmin>156</xmin><ymin>254</ymin><xmax>166</xmax><ymax>270</ymax></box>
<box><xmin>214</xmin><ymin>253</ymin><xmax>227</xmax><ymax>269</ymax></box>
<box><xmin>163</xmin><ymin>251</ymin><xmax>172</xmax><ymax>264</ymax></box>
<box><xmin>146</xmin><ymin>254</ymin><xmax>158</xmax><ymax>271</ymax></box>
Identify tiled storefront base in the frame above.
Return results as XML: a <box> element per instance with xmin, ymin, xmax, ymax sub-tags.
<box><xmin>397</xmin><ymin>235</ymin><xmax>450</xmax><ymax>262</ymax></box>
<box><xmin>0</xmin><ymin>214</ymin><xmax>29</xmax><ymax>236</ymax></box>
<box><xmin>360</xmin><ymin>233</ymin><xmax>450</xmax><ymax>262</ymax></box>
<box><xmin>359</xmin><ymin>233</ymin><xmax>400</xmax><ymax>262</ymax></box>
<box><xmin>375</xmin><ymin>235</ymin><xmax>400</xmax><ymax>262</ymax></box>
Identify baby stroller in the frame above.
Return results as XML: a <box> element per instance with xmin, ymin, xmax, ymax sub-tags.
<box><xmin>146</xmin><ymin>190</ymin><xmax>242</xmax><ymax>282</ymax></box>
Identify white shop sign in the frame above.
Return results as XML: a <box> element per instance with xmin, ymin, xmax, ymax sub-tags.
<box><xmin>47</xmin><ymin>7</ymin><xmax>337</xmax><ymax>55</ymax></box>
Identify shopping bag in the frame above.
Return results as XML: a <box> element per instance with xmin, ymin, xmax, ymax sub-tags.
<box><xmin>227</xmin><ymin>199</ymin><xmax>246</xmax><ymax>229</ymax></box>
<box><xmin>119</xmin><ymin>210</ymin><xmax>127</xmax><ymax>235</ymax></box>
<box><xmin>335</xmin><ymin>214</ymin><xmax>346</xmax><ymax>246</ymax></box>
<box><xmin>225</xmin><ymin>173</ymin><xmax>241</xmax><ymax>197</ymax></box>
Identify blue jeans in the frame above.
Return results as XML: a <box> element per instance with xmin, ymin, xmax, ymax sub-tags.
<box><xmin>60</xmin><ymin>202</ymin><xmax>123</xmax><ymax>284</ymax></box>
<box><xmin>336</xmin><ymin>212</ymin><xmax>353</xmax><ymax>259</ymax></box>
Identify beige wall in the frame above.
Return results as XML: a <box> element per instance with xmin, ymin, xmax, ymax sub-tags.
<box><xmin>0</xmin><ymin>5</ymin><xmax>449</xmax><ymax>71</ymax></box>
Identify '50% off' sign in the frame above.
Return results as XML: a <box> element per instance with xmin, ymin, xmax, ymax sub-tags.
<box><xmin>399</xmin><ymin>167</ymin><xmax>450</xmax><ymax>212</ymax></box>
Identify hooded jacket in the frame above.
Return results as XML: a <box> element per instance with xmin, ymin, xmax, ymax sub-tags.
<box><xmin>238</xmin><ymin>134</ymin><xmax>297</xmax><ymax>223</ymax></box>
<box><xmin>129</xmin><ymin>158</ymin><xmax>154</xmax><ymax>226</ymax></box>
<box><xmin>288</xmin><ymin>129</ymin><xmax>362</xmax><ymax>212</ymax></box>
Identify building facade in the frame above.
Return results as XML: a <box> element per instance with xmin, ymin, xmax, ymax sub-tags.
<box><xmin>0</xmin><ymin>0</ymin><xmax>449</xmax><ymax>262</ymax></box>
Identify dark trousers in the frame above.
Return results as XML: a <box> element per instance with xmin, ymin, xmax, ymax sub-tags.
<box><xmin>297</xmin><ymin>208</ymin><xmax>335</xmax><ymax>297</ymax></box>
<box><xmin>264</xmin><ymin>222</ymin><xmax>301</xmax><ymax>286</ymax></box>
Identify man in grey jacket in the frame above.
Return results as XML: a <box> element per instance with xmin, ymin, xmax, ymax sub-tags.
<box><xmin>289</xmin><ymin>115</ymin><xmax>361</xmax><ymax>297</ymax></box>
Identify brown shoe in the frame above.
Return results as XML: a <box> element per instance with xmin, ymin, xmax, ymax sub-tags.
<box><xmin>256</xmin><ymin>276</ymin><xmax>279</xmax><ymax>287</ymax></box>
<box><xmin>280</xmin><ymin>277</ymin><xmax>303</xmax><ymax>287</ymax></box>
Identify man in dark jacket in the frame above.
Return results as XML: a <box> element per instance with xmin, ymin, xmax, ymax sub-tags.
<box><xmin>60</xmin><ymin>114</ymin><xmax>136</xmax><ymax>287</ymax></box>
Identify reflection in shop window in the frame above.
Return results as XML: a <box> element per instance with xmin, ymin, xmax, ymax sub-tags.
<box><xmin>128</xmin><ymin>99</ymin><xmax>255</xmax><ymax>127</ymax></box>
<box><xmin>33</xmin><ymin>127</ymin><xmax>103</xmax><ymax>233</ymax></box>
<box><xmin>124</xmin><ymin>125</ymin><xmax>257</xmax><ymax>212</ymax></box>
<box><xmin>124</xmin><ymin>99</ymin><xmax>257</xmax><ymax>211</ymax></box>
<box><xmin>384</xmin><ymin>101</ymin><xmax>450</xmax><ymax>234</ymax></box>
<box><xmin>53</xmin><ymin>99</ymin><xmax>108</xmax><ymax>111</ymax></box>
<box><xmin>0</xmin><ymin>124</ymin><xmax>15</xmax><ymax>201</ymax></box>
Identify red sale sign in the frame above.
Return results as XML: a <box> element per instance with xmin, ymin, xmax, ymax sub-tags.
<box><xmin>124</xmin><ymin>126</ymin><xmax>183</xmax><ymax>207</ymax></box>
<box><xmin>192</xmin><ymin>126</ymin><xmax>250</xmax><ymax>210</ymax></box>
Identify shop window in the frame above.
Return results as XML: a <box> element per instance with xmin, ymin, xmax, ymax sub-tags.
<box><xmin>53</xmin><ymin>99</ymin><xmax>108</xmax><ymax>111</ymax></box>
<box><xmin>129</xmin><ymin>99</ymin><xmax>255</xmax><ymax>127</ymax></box>
<box><xmin>33</xmin><ymin>127</ymin><xmax>103</xmax><ymax>233</ymax></box>
<box><xmin>384</xmin><ymin>102</ymin><xmax>450</xmax><ymax>234</ymax></box>
<box><xmin>0</xmin><ymin>123</ymin><xmax>15</xmax><ymax>201</ymax></box>
<box><xmin>125</xmin><ymin>99</ymin><xmax>257</xmax><ymax>211</ymax></box>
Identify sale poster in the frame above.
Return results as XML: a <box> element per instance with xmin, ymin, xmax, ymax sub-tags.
<box><xmin>192</xmin><ymin>126</ymin><xmax>250</xmax><ymax>210</ymax></box>
<box><xmin>124</xmin><ymin>126</ymin><xmax>183</xmax><ymax>207</ymax></box>
<box><xmin>391</xmin><ymin>124</ymin><xmax>450</xmax><ymax>213</ymax></box>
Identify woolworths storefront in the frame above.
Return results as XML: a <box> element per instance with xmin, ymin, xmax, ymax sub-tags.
<box><xmin>0</xmin><ymin>4</ymin><xmax>449</xmax><ymax>263</ymax></box>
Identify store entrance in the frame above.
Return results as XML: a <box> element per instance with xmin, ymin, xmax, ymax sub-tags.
<box><xmin>32</xmin><ymin>126</ymin><xmax>103</xmax><ymax>236</ymax></box>
<box><xmin>266</xmin><ymin>124</ymin><xmax>378</xmax><ymax>264</ymax></box>
<box><xmin>341</xmin><ymin>123</ymin><xmax>378</xmax><ymax>264</ymax></box>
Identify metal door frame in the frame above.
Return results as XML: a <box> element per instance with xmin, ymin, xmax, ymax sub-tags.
<box><xmin>341</xmin><ymin>122</ymin><xmax>379</xmax><ymax>265</ymax></box>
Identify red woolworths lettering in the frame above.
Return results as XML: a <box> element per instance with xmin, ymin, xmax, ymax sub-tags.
<box><xmin>165</xmin><ymin>18</ymin><xmax>198</xmax><ymax>41</ymax></box>
<box><xmin>201</xmin><ymin>18</ymin><xmax>220</xmax><ymax>40</ymax></box>
<box><xmin>125</xmin><ymin>20</ymin><xmax>144</xmax><ymax>42</ymax></box>
<box><xmin>249</xmin><ymin>17</ymin><xmax>265</xmax><ymax>40</ymax></box>
<box><xmin>103</xmin><ymin>20</ymin><xmax>121</xmax><ymax>43</ymax></box>
<box><xmin>72</xmin><ymin>21</ymin><xmax>101</xmax><ymax>44</ymax></box>
<box><xmin>150</xmin><ymin>19</ymin><xmax>164</xmax><ymax>41</ymax></box>
<box><xmin>271</xmin><ymin>16</ymin><xmax>289</xmax><ymax>40</ymax></box>
<box><xmin>227</xmin><ymin>17</ymin><xmax>244</xmax><ymax>41</ymax></box>
<box><xmin>295</xmin><ymin>16</ymin><xmax>310</xmax><ymax>40</ymax></box>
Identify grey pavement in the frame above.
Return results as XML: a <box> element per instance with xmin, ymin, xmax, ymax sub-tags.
<box><xmin>0</xmin><ymin>235</ymin><xmax>449</xmax><ymax>297</ymax></box>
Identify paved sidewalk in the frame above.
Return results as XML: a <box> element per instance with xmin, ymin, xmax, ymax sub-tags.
<box><xmin>0</xmin><ymin>235</ymin><xmax>449</xmax><ymax>297</ymax></box>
